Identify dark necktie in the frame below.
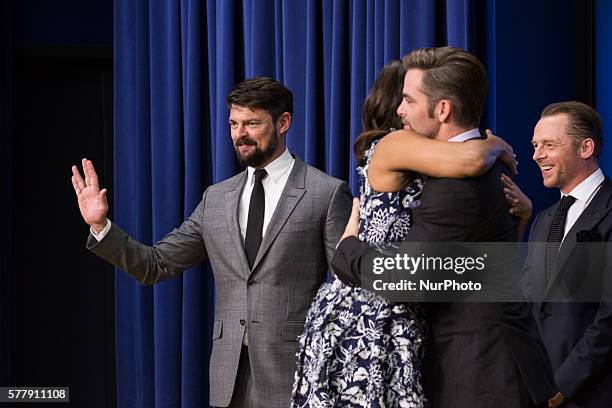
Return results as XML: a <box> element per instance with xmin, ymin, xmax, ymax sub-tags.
<box><xmin>245</xmin><ymin>169</ymin><xmax>267</xmax><ymax>268</ymax></box>
<box><xmin>544</xmin><ymin>195</ymin><xmax>576</xmax><ymax>286</ymax></box>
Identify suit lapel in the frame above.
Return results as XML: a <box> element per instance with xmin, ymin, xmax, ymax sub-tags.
<box><xmin>224</xmin><ymin>171</ymin><xmax>250</xmax><ymax>274</ymax></box>
<box><xmin>250</xmin><ymin>156</ymin><xmax>307</xmax><ymax>273</ymax></box>
<box><xmin>543</xmin><ymin>178</ymin><xmax>612</xmax><ymax>299</ymax></box>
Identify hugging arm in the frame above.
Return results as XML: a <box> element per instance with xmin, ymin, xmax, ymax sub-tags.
<box><xmin>501</xmin><ymin>173</ymin><xmax>533</xmax><ymax>240</ymax></box>
<box><xmin>367</xmin><ymin>129</ymin><xmax>515</xmax><ymax>192</ymax></box>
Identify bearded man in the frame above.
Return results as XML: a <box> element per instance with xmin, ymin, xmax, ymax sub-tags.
<box><xmin>71</xmin><ymin>77</ymin><xmax>351</xmax><ymax>408</ymax></box>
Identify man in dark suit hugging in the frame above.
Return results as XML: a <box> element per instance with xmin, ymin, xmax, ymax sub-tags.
<box><xmin>333</xmin><ymin>47</ymin><xmax>556</xmax><ymax>408</ymax></box>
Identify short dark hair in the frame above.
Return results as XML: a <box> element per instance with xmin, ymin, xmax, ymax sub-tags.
<box><xmin>402</xmin><ymin>47</ymin><xmax>487</xmax><ymax>128</ymax></box>
<box><xmin>226</xmin><ymin>77</ymin><xmax>293</xmax><ymax>123</ymax></box>
<box><xmin>541</xmin><ymin>101</ymin><xmax>604</xmax><ymax>158</ymax></box>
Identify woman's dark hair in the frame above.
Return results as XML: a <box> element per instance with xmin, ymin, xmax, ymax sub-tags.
<box><xmin>353</xmin><ymin>61</ymin><xmax>406</xmax><ymax>165</ymax></box>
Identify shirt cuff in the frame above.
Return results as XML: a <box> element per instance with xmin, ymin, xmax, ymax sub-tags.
<box><xmin>90</xmin><ymin>220</ymin><xmax>111</xmax><ymax>241</ymax></box>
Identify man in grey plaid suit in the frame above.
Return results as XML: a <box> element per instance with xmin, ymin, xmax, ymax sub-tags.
<box><xmin>71</xmin><ymin>77</ymin><xmax>352</xmax><ymax>407</ymax></box>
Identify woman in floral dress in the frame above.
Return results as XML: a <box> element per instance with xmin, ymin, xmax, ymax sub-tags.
<box><xmin>291</xmin><ymin>61</ymin><xmax>527</xmax><ymax>407</ymax></box>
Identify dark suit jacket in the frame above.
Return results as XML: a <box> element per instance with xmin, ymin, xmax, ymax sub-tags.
<box><xmin>409</xmin><ymin>162</ymin><xmax>555</xmax><ymax>408</ymax></box>
<box><xmin>522</xmin><ymin>177</ymin><xmax>612</xmax><ymax>408</ymax></box>
<box><xmin>334</xmin><ymin>159</ymin><xmax>556</xmax><ymax>407</ymax></box>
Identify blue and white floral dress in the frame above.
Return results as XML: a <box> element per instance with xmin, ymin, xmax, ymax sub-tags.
<box><xmin>291</xmin><ymin>139</ymin><xmax>428</xmax><ymax>407</ymax></box>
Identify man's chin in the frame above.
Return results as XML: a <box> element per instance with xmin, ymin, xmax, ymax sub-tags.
<box><xmin>542</xmin><ymin>177</ymin><xmax>558</xmax><ymax>189</ymax></box>
<box><xmin>236</xmin><ymin>151</ymin><xmax>267</xmax><ymax>168</ymax></box>
<box><xmin>237</xmin><ymin>157</ymin><xmax>256</xmax><ymax>168</ymax></box>
<box><xmin>235</xmin><ymin>137</ymin><xmax>278</xmax><ymax>167</ymax></box>
<box><xmin>237</xmin><ymin>151</ymin><xmax>253</xmax><ymax>161</ymax></box>
<box><xmin>235</xmin><ymin>150</ymin><xmax>253</xmax><ymax>166</ymax></box>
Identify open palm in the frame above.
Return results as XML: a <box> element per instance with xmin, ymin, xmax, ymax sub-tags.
<box><xmin>71</xmin><ymin>158</ymin><xmax>108</xmax><ymax>230</ymax></box>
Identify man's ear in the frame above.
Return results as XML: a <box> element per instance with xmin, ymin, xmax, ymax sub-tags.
<box><xmin>277</xmin><ymin>112</ymin><xmax>292</xmax><ymax>135</ymax></box>
<box><xmin>579</xmin><ymin>138</ymin><xmax>596</xmax><ymax>160</ymax></box>
<box><xmin>436</xmin><ymin>99</ymin><xmax>452</xmax><ymax>123</ymax></box>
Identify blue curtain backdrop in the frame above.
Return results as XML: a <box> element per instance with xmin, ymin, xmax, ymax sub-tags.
<box><xmin>596</xmin><ymin>0</ymin><xmax>612</xmax><ymax>176</ymax></box>
<box><xmin>114</xmin><ymin>1</ymin><xmax>476</xmax><ymax>407</ymax></box>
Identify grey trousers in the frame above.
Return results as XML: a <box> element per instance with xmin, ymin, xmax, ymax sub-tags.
<box><xmin>227</xmin><ymin>346</ymin><xmax>261</xmax><ymax>408</ymax></box>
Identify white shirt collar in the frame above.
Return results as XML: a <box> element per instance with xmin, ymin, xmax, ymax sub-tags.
<box><xmin>447</xmin><ymin>128</ymin><xmax>481</xmax><ymax>143</ymax></box>
<box><xmin>247</xmin><ymin>148</ymin><xmax>293</xmax><ymax>184</ymax></box>
<box><xmin>563</xmin><ymin>168</ymin><xmax>604</xmax><ymax>203</ymax></box>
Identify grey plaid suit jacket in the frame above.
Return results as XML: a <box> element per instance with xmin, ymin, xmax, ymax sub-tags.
<box><xmin>87</xmin><ymin>155</ymin><xmax>351</xmax><ymax>407</ymax></box>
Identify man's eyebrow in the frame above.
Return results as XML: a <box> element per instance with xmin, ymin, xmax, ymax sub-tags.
<box><xmin>532</xmin><ymin>138</ymin><xmax>554</xmax><ymax>144</ymax></box>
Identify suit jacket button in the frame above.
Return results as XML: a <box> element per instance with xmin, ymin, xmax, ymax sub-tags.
<box><xmin>240</xmin><ymin>319</ymin><xmax>246</xmax><ymax>326</ymax></box>
<box><xmin>247</xmin><ymin>279</ymin><xmax>255</xmax><ymax>286</ymax></box>
<box><xmin>539</xmin><ymin>311</ymin><xmax>547</xmax><ymax>320</ymax></box>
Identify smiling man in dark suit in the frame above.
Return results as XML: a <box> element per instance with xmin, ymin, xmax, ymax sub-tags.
<box><xmin>523</xmin><ymin>101</ymin><xmax>612</xmax><ymax>408</ymax></box>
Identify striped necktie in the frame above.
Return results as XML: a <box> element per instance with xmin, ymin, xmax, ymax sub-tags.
<box><xmin>544</xmin><ymin>195</ymin><xmax>576</xmax><ymax>286</ymax></box>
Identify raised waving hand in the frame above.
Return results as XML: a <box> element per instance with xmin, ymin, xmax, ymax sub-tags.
<box><xmin>71</xmin><ymin>158</ymin><xmax>108</xmax><ymax>233</ymax></box>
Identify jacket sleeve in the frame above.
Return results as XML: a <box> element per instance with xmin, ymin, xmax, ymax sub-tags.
<box><xmin>323</xmin><ymin>181</ymin><xmax>352</xmax><ymax>267</ymax></box>
<box><xmin>331</xmin><ymin>236</ymin><xmax>363</xmax><ymax>286</ymax></box>
<box><xmin>86</xmin><ymin>190</ymin><xmax>208</xmax><ymax>285</ymax></box>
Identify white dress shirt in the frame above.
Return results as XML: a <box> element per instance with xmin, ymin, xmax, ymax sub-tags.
<box><xmin>562</xmin><ymin>168</ymin><xmax>604</xmax><ymax>239</ymax></box>
<box><xmin>91</xmin><ymin>217</ymin><xmax>112</xmax><ymax>241</ymax></box>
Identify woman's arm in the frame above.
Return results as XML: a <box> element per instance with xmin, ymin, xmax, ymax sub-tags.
<box><xmin>368</xmin><ymin>129</ymin><xmax>516</xmax><ymax>192</ymax></box>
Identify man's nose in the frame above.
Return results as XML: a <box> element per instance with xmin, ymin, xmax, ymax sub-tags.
<box><xmin>235</xmin><ymin>123</ymin><xmax>248</xmax><ymax>137</ymax></box>
<box><xmin>396</xmin><ymin>100</ymin><xmax>406</xmax><ymax>117</ymax></box>
<box><xmin>532</xmin><ymin>145</ymin><xmax>543</xmax><ymax>162</ymax></box>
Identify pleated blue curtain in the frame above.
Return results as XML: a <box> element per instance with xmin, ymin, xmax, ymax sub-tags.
<box><xmin>113</xmin><ymin>1</ymin><xmax>475</xmax><ymax>407</ymax></box>
<box><xmin>596</xmin><ymin>0</ymin><xmax>612</xmax><ymax>176</ymax></box>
